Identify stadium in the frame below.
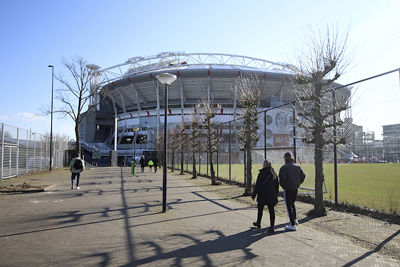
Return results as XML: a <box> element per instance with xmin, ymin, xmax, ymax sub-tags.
<box><xmin>79</xmin><ymin>52</ymin><xmax>346</xmax><ymax>165</ymax></box>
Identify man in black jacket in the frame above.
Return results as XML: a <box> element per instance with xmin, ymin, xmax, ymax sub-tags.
<box><xmin>279</xmin><ymin>152</ymin><xmax>305</xmax><ymax>231</ymax></box>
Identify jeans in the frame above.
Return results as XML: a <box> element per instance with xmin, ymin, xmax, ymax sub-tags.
<box><xmin>284</xmin><ymin>189</ymin><xmax>298</xmax><ymax>226</ymax></box>
<box><xmin>71</xmin><ymin>172</ymin><xmax>80</xmax><ymax>187</ymax></box>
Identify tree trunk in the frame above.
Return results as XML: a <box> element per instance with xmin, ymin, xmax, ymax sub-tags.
<box><xmin>75</xmin><ymin>123</ymin><xmax>81</xmax><ymax>156</ymax></box>
<box><xmin>180</xmin><ymin>150</ymin><xmax>184</xmax><ymax>175</ymax></box>
<box><xmin>313</xmin><ymin>83</ymin><xmax>326</xmax><ymax>216</ymax></box>
<box><xmin>171</xmin><ymin>152</ymin><xmax>175</xmax><ymax>172</ymax></box>
<box><xmin>210</xmin><ymin>151</ymin><xmax>216</xmax><ymax>184</ymax></box>
<box><xmin>244</xmin><ymin>148</ymin><xmax>252</xmax><ymax>195</ymax></box>
<box><xmin>192</xmin><ymin>151</ymin><xmax>197</xmax><ymax>178</ymax></box>
<box><xmin>314</xmin><ymin>139</ymin><xmax>326</xmax><ymax>216</ymax></box>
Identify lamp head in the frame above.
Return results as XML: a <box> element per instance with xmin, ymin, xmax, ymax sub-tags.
<box><xmin>48</xmin><ymin>65</ymin><xmax>54</xmax><ymax>68</ymax></box>
<box><xmin>86</xmin><ymin>64</ymin><xmax>101</xmax><ymax>71</ymax></box>
<box><xmin>156</xmin><ymin>73</ymin><xmax>177</xmax><ymax>85</ymax></box>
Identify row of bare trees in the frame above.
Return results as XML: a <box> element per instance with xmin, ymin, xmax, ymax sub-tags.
<box><xmin>53</xmin><ymin>26</ymin><xmax>349</xmax><ymax>217</ymax></box>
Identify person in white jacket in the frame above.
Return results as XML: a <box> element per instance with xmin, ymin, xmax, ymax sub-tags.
<box><xmin>69</xmin><ymin>153</ymin><xmax>85</xmax><ymax>190</ymax></box>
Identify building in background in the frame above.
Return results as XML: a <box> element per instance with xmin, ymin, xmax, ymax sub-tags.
<box><xmin>383</xmin><ymin>123</ymin><xmax>400</xmax><ymax>162</ymax></box>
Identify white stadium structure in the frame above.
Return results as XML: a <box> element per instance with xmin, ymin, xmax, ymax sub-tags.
<box><xmin>80</xmin><ymin>52</ymin><xmax>344</xmax><ymax>165</ymax></box>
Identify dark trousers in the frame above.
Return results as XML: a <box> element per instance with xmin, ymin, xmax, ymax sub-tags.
<box><xmin>71</xmin><ymin>173</ymin><xmax>80</xmax><ymax>186</ymax></box>
<box><xmin>257</xmin><ymin>202</ymin><xmax>275</xmax><ymax>227</ymax></box>
<box><xmin>284</xmin><ymin>189</ymin><xmax>298</xmax><ymax>226</ymax></box>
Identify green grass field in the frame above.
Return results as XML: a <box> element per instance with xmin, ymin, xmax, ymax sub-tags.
<box><xmin>189</xmin><ymin>162</ymin><xmax>400</xmax><ymax>214</ymax></box>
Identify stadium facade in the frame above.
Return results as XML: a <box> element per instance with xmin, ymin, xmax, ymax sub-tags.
<box><xmin>79</xmin><ymin>52</ymin><xmax>334</xmax><ymax>164</ymax></box>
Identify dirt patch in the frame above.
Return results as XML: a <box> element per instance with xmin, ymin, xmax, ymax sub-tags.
<box><xmin>0</xmin><ymin>182</ymin><xmax>49</xmax><ymax>193</ymax></box>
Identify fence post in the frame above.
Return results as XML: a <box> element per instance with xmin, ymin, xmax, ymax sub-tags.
<box><xmin>292</xmin><ymin>104</ymin><xmax>297</xmax><ymax>163</ymax></box>
<box><xmin>332</xmin><ymin>90</ymin><xmax>338</xmax><ymax>205</ymax></box>
<box><xmin>33</xmin><ymin>133</ymin><xmax>36</xmax><ymax>172</ymax></box>
<box><xmin>216</xmin><ymin>124</ymin><xmax>219</xmax><ymax>178</ymax></box>
<box><xmin>206</xmin><ymin>151</ymin><xmax>209</xmax><ymax>177</ymax></box>
<box><xmin>229</xmin><ymin>121</ymin><xmax>231</xmax><ymax>182</ymax></box>
<box><xmin>264</xmin><ymin>110</ymin><xmax>267</xmax><ymax>160</ymax></box>
<box><xmin>1</xmin><ymin>123</ymin><xmax>4</xmax><ymax>180</ymax></box>
<box><xmin>198</xmin><ymin>142</ymin><xmax>201</xmax><ymax>175</ymax></box>
<box><xmin>16</xmin><ymin>127</ymin><xmax>19</xmax><ymax>177</ymax></box>
<box><xmin>244</xmin><ymin>150</ymin><xmax>247</xmax><ymax>186</ymax></box>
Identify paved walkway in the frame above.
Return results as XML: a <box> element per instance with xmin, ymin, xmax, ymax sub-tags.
<box><xmin>0</xmin><ymin>167</ymin><xmax>399</xmax><ymax>266</ymax></box>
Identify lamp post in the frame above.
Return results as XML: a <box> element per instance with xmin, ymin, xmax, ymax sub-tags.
<box><xmin>48</xmin><ymin>65</ymin><xmax>54</xmax><ymax>171</ymax></box>
<box><xmin>156</xmin><ymin>73</ymin><xmax>177</xmax><ymax>213</ymax></box>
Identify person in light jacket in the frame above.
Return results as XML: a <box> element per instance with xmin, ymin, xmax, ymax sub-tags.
<box><xmin>69</xmin><ymin>153</ymin><xmax>85</xmax><ymax>190</ymax></box>
<box><xmin>279</xmin><ymin>152</ymin><xmax>305</xmax><ymax>231</ymax></box>
<box><xmin>251</xmin><ymin>160</ymin><xmax>279</xmax><ymax>233</ymax></box>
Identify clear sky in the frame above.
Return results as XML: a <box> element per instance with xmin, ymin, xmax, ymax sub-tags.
<box><xmin>0</xmin><ymin>0</ymin><xmax>399</xmax><ymax>139</ymax></box>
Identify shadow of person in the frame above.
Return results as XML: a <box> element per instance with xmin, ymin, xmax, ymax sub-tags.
<box><xmin>129</xmin><ymin>228</ymin><xmax>278</xmax><ymax>266</ymax></box>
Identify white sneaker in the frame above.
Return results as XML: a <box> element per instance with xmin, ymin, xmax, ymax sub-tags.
<box><xmin>294</xmin><ymin>219</ymin><xmax>299</xmax><ymax>225</ymax></box>
<box><xmin>285</xmin><ymin>224</ymin><xmax>297</xmax><ymax>231</ymax></box>
<box><xmin>76</xmin><ymin>186</ymin><xmax>80</xmax><ymax>190</ymax></box>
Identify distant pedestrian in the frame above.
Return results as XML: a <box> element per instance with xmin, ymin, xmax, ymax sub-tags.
<box><xmin>251</xmin><ymin>160</ymin><xmax>279</xmax><ymax>233</ymax></box>
<box><xmin>153</xmin><ymin>158</ymin><xmax>159</xmax><ymax>173</ymax></box>
<box><xmin>279</xmin><ymin>152</ymin><xmax>305</xmax><ymax>231</ymax></box>
<box><xmin>148</xmin><ymin>159</ymin><xmax>154</xmax><ymax>172</ymax></box>
<box><xmin>140</xmin><ymin>155</ymin><xmax>146</xmax><ymax>173</ymax></box>
<box><xmin>69</xmin><ymin>153</ymin><xmax>85</xmax><ymax>190</ymax></box>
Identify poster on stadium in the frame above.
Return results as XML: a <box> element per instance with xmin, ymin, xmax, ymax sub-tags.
<box><xmin>273</xmin><ymin>134</ymin><xmax>290</xmax><ymax>147</ymax></box>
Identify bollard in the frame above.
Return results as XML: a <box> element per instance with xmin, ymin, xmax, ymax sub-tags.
<box><xmin>131</xmin><ymin>160</ymin><xmax>135</xmax><ymax>175</ymax></box>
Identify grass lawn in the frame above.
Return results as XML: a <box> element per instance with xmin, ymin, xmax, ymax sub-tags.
<box><xmin>189</xmin><ymin>162</ymin><xmax>400</xmax><ymax>214</ymax></box>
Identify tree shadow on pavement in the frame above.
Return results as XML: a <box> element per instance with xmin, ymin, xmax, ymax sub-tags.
<box><xmin>128</xmin><ymin>228</ymin><xmax>280</xmax><ymax>267</ymax></box>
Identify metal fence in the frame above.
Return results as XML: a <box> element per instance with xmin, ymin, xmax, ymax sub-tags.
<box><xmin>0</xmin><ymin>122</ymin><xmax>69</xmax><ymax>180</ymax></box>
<box><xmin>168</xmin><ymin>68</ymin><xmax>400</xmax><ymax>215</ymax></box>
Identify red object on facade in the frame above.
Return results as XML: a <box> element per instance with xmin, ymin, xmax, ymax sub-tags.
<box><xmin>146</xmin><ymin>111</ymin><xmax>150</xmax><ymax>117</ymax></box>
<box><xmin>194</xmin><ymin>108</ymin><xmax>197</xmax><ymax>114</ymax></box>
<box><xmin>263</xmin><ymin>73</ymin><xmax>266</xmax><ymax>78</ymax></box>
<box><xmin>238</xmin><ymin>71</ymin><xmax>241</xmax><ymax>76</ymax></box>
<box><xmin>149</xmin><ymin>73</ymin><xmax>153</xmax><ymax>79</ymax></box>
<box><xmin>220</xmin><ymin>108</ymin><xmax>223</xmax><ymax>115</ymax></box>
<box><xmin>208</xmin><ymin>70</ymin><xmax>210</xmax><ymax>76</ymax></box>
<box><xmin>128</xmin><ymin>77</ymin><xmax>132</xmax><ymax>82</ymax></box>
<box><xmin>177</xmin><ymin>71</ymin><xmax>180</xmax><ymax>76</ymax></box>
<box><xmin>169</xmin><ymin>109</ymin><xmax>172</xmax><ymax>116</ymax></box>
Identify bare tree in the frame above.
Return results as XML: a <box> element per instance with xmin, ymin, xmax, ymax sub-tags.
<box><xmin>188</xmin><ymin>110</ymin><xmax>201</xmax><ymax>178</ymax></box>
<box><xmin>168</xmin><ymin>126</ymin><xmax>178</xmax><ymax>172</ymax></box>
<box><xmin>200</xmin><ymin>98</ymin><xmax>220</xmax><ymax>185</ymax></box>
<box><xmin>53</xmin><ymin>57</ymin><xmax>101</xmax><ymax>154</ymax></box>
<box><xmin>233</xmin><ymin>74</ymin><xmax>262</xmax><ymax>195</ymax></box>
<box><xmin>178</xmin><ymin>121</ymin><xmax>188</xmax><ymax>175</ymax></box>
<box><xmin>290</xmin><ymin>26</ymin><xmax>350</xmax><ymax>216</ymax></box>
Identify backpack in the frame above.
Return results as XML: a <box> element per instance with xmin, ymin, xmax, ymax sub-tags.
<box><xmin>73</xmin><ymin>158</ymin><xmax>83</xmax><ymax>169</ymax></box>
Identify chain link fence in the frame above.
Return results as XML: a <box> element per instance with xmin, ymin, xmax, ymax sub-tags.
<box><xmin>0</xmin><ymin>122</ymin><xmax>69</xmax><ymax>180</ymax></box>
<box><xmin>170</xmin><ymin>69</ymin><xmax>400</xmax><ymax>216</ymax></box>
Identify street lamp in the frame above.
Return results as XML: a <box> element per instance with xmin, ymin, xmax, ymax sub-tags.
<box><xmin>156</xmin><ymin>73</ymin><xmax>177</xmax><ymax>213</ymax></box>
<box><xmin>48</xmin><ymin>65</ymin><xmax>54</xmax><ymax>171</ymax></box>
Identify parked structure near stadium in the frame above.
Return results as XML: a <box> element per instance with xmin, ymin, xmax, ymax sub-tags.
<box><xmin>79</xmin><ymin>52</ymin><xmax>348</xmax><ymax>164</ymax></box>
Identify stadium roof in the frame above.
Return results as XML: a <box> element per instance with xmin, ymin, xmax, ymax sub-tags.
<box><xmin>92</xmin><ymin>52</ymin><xmax>298</xmax><ymax>113</ymax></box>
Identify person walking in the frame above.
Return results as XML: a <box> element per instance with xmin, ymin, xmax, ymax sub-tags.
<box><xmin>153</xmin><ymin>158</ymin><xmax>158</xmax><ymax>173</ymax></box>
<box><xmin>69</xmin><ymin>153</ymin><xmax>85</xmax><ymax>190</ymax></box>
<box><xmin>251</xmin><ymin>160</ymin><xmax>279</xmax><ymax>233</ymax></box>
<box><xmin>140</xmin><ymin>155</ymin><xmax>146</xmax><ymax>173</ymax></box>
<box><xmin>279</xmin><ymin>152</ymin><xmax>305</xmax><ymax>231</ymax></box>
<box><xmin>148</xmin><ymin>159</ymin><xmax>154</xmax><ymax>172</ymax></box>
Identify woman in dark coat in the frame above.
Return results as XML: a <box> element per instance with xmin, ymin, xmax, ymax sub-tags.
<box><xmin>140</xmin><ymin>155</ymin><xmax>146</xmax><ymax>173</ymax></box>
<box><xmin>251</xmin><ymin>160</ymin><xmax>279</xmax><ymax>233</ymax></box>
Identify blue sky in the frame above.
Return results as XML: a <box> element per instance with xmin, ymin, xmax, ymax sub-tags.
<box><xmin>0</xmin><ymin>0</ymin><xmax>399</xmax><ymax>139</ymax></box>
